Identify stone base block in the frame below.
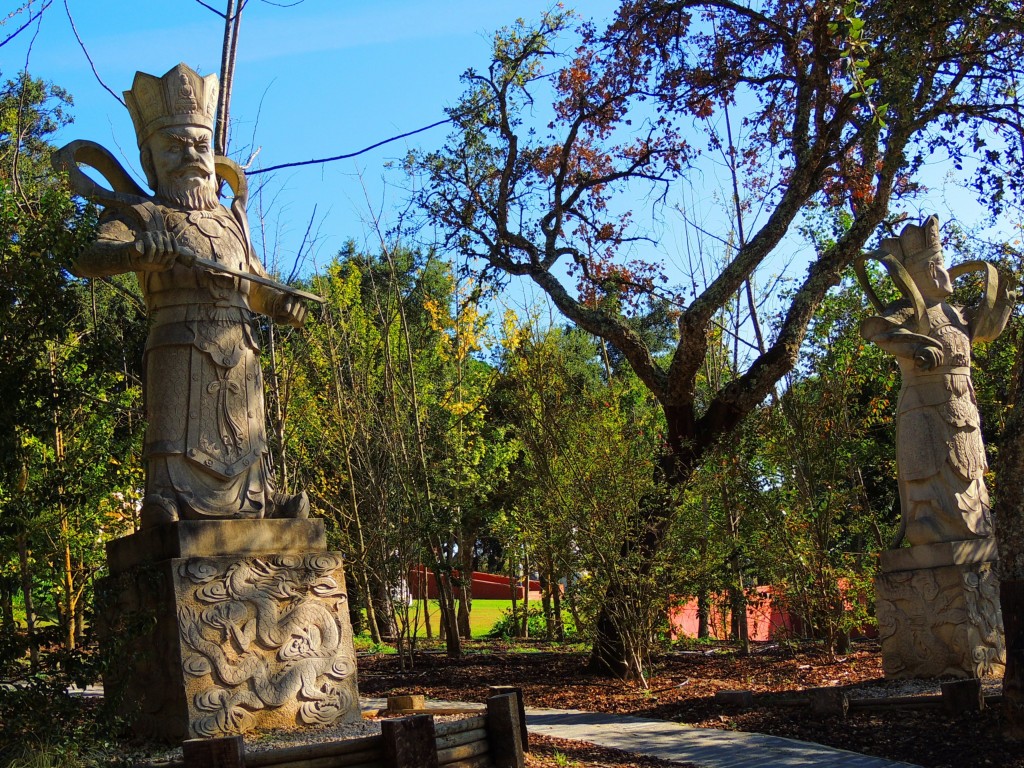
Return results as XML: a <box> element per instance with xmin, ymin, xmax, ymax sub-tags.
<box><xmin>106</xmin><ymin>519</ymin><xmax>327</xmax><ymax>575</ymax></box>
<box><xmin>876</xmin><ymin>542</ymin><xmax>1004</xmax><ymax>679</ymax></box>
<box><xmin>97</xmin><ymin>531</ymin><xmax>359</xmax><ymax>741</ymax></box>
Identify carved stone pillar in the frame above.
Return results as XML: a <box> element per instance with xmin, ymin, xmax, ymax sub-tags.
<box><xmin>875</xmin><ymin>538</ymin><xmax>1005</xmax><ymax>678</ymax></box>
<box><xmin>96</xmin><ymin>520</ymin><xmax>360</xmax><ymax>741</ymax></box>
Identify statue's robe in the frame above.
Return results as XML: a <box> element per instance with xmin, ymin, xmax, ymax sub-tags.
<box><xmin>76</xmin><ymin>198</ymin><xmax>290</xmax><ymax>520</ymax></box>
<box><xmin>864</xmin><ymin>296</ymin><xmax>1011</xmax><ymax>546</ymax></box>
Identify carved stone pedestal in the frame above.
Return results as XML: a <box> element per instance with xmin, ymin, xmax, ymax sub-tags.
<box><xmin>876</xmin><ymin>538</ymin><xmax>1005</xmax><ymax>678</ymax></box>
<box><xmin>96</xmin><ymin>520</ymin><xmax>360</xmax><ymax>742</ymax></box>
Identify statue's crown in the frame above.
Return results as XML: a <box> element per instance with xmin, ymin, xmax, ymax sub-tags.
<box><xmin>123</xmin><ymin>63</ymin><xmax>218</xmax><ymax>147</ymax></box>
<box><xmin>880</xmin><ymin>215</ymin><xmax>943</xmax><ymax>272</ymax></box>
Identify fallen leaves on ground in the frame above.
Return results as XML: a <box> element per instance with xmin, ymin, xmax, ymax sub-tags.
<box><xmin>528</xmin><ymin>734</ymin><xmax>694</xmax><ymax>768</ymax></box>
<box><xmin>357</xmin><ymin>640</ymin><xmax>1024</xmax><ymax>768</ymax></box>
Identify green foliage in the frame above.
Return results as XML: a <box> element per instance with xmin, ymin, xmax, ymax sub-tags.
<box><xmin>276</xmin><ymin>242</ymin><xmax>517</xmax><ymax>657</ymax></box>
<box><xmin>0</xmin><ymin>70</ymin><xmax>145</xmax><ymax>689</ymax></box>
<box><xmin>487</xmin><ymin>604</ymin><xmax>577</xmax><ymax>640</ymax></box>
<box><xmin>0</xmin><ymin>645</ymin><xmax>122</xmax><ymax>765</ymax></box>
<box><xmin>757</xmin><ymin>273</ymin><xmax>897</xmax><ymax>651</ymax></box>
<box><xmin>492</xmin><ymin>313</ymin><xmax>674</xmax><ymax>675</ymax></box>
<box><xmin>409</xmin><ymin>0</ymin><xmax>1024</xmax><ymax>674</ymax></box>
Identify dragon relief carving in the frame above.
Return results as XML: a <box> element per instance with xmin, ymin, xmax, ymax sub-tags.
<box><xmin>176</xmin><ymin>554</ymin><xmax>357</xmax><ymax>736</ymax></box>
<box><xmin>877</xmin><ymin>563</ymin><xmax>1004</xmax><ymax>678</ymax></box>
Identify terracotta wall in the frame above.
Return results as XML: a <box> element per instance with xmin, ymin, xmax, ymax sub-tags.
<box><xmin>667</xmin><ymin>588</ymin><xmax>801</xmax><ymax>641</ymax></box>
<box><xmin>408</xmin><ymin>565</ymin><xmax>544</xmax><ymax>601</ymax></box>
<box><xmin>667</xmin><ymin>585</ymin><xmax>877</xmax><ymax>642</ymax></box>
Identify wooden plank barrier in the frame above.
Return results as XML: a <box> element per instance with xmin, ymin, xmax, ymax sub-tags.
<box><xmin>180</xmin><ymin>693</ymin><xmax>524</xmax><ymax>768</ymax></box>
<box><xmin>486</xmin><ymin>693</ymin><xmax>525</xmax><ymax>768</ymax></box>
<box><xmin>436</xmin><ymin>738</ymin><xmax>489</xmax><ymax>764</ymax></box>
<box><xmin>249</xmin><ymin>749</ymin><xmax>384</xmax><ymax>768</ymax></box>
<box><xmin>438</xmin><ymin>757</ymin><xmax>491</xmax><ymax>768</ymax></box>
<box><xmin>244</xmin><ymin>736</ymin><xmax>384</xmax><ymax>768</ymax></box>
<box><xmin>436</xmin><ymin>727</ymin><xmax>488</xmax><ymax>751</ymax></box>
<box><xmin>435</xmin><ymin>715</ymin><xmax>488</xmax><ymax>738</ymax></box>
<box><xmin>941</xmin><ymin>678</ymin><xmax>984</xmax><ymax>714</ymax></box>
<box><xmin>182</xmin><ymin>736</ymin><xmax>244</xmax><ymax>768</ymax></box>
<box><xmin>435</xmin><ymin>713</ymin><xmax>490</xmax><ymax>766</ymax></box>
<box><xmin>383</xmin><ymin>714</ymin><xmax>439</xmax><ymax>768</ymax></box>
<box><xmin>488</xmin><ymin>686</ymin><xmax>528</xmax><ymax>753</ymax></box>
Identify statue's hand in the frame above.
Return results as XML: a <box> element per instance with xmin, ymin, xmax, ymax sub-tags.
<box><xmin>279</xmin><ymin>296</ymin><xmax>307</xmax><ymax>328</ymax></box>
<box><xmin>131</xmin><ymin>231</ymin><xmax>180</xmax><ymax>272</ymax></box>
<box><xmin>913</xmin><ymin>345</ymin><xmax>943</xmax><ymax>370</ymax></box>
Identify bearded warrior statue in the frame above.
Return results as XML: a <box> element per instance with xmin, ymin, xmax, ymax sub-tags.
<box><xmin>857</xmin><ymin>216</ymin><xmax>1015</xmax><ymax>546</ymax></box>
<box><xmin>58</xmin><ymin>63</ymin><xmax>316</xmax><ymax>529</ymax></box>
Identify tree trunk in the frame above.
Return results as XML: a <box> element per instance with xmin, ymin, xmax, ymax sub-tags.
<box><xmin>697</xmin><ymin>589</ymin><xmax>711</xmax><ymax>639</ymax></box>
<box><xmin>586</xmin><ymin>493</ymin><xmax>673</xmax><ymax>677</ymax></box>
<box><xmin>566</xmin><ymin>581</ymin><xmax>584</xmax><ymax>638</ymax></box>
<box><xmin>61</xmin><ymin>512</ymin><xmax>76</xmax><ymax>651</ymax></box>
<box><xmin>521</xmin><ymin>550</ymin><xmax>530</xmax><ymax>638</ymax></box>
<box><xmin>509</xmin><ymin>563</ymin><xmax>520</xmax><ymax>639</ymax></box>
<box><xmin>540</xmin><ymin>570</ymin><xmax>553</xmax><ymax>641</ymax></box>
<box><xmin>346</xmin><ymin>571</ymin><xmax>365</xmax><ymax>637</ymax></box>
<box><xmin>17</xmin><ymin>535</ymin><xmax>38</xmax><ymax>670</ymax></box>
<box><xmin>433</xmin><ymin>567</ymin><xmax>462</xmax><ymax>658</ymax></box>
<box><xmin>588</xmin><ymin>585</ymin><xmax>631</xmax><ymax>679</ymax></box>
<box><xmin>996</xmin><ymin>369</ymin><xmax>1024</xmax><ymax>738</ymax></box>
<box><xmin>74</xmin><ymin>590</ymin><xmax>86</xmax><ymax>645</ymax></box>
<box><xmin>588</xmin><ymin>422</ymin><xmax>693</xmax><ymax>677</ymax></box>
<box><xmin>551</xmin><ymin>559</ymin><xmax>565</xmax><ymax>642</ymax></box>
<box><xmin>1002</xmin><ymin>579</ymin><xmax>1024</xmax><ymax>738</ymax></box>
<box><xmin>361</xmin><ymin>565</ymin><xmax>382</xmax><ymax>644</ymax></box>
<box><xmin>730</xmin><ymin>581</ymin><xmax>749</xmax><ymax>654</ymax></box>
<box><xmin>456</xmin><ymin>582</ymin><xmax>472</xmax><ymax>639</ymax></box>
<box><xmin>422</xmin><ymin>592</ymin><xmax>433</xmax><ymax>639</ymax></box>
<box><xmin>457</xmin><ymin>531</ymin><xmax>474</xmax><ymax>639</ymax></box>
<box><xmin>370</xmin><ymin>574</ymin><xmax>397</xmax><ymax>639</ymax></box>
<box><xmin>0</xmin><ymin>581</ymin><xmax>14</xmax><ymax>635</ymax></box>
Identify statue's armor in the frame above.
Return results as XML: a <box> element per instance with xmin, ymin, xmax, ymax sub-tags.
<box><xmin>890</xmin><ymin>302</ymin><xmax>990</xmax><ymax>544</ymax></box>
<box><xmin>94</xmin><ymin>202</ymin><xmax>279</xmax><ymax>519</ymax></box>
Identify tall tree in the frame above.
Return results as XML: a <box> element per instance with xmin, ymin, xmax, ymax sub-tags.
<box><xmin>0</xmin><ymin>71</ymin><xmax>146</xmax><ymax>663</ymax></box>
<box><xmin>411</xmin><ymin>4</ymin><xmax>1024</xmax><ymax>675</ymax></box>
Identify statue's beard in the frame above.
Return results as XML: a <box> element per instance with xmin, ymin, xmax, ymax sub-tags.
<box><xmin>157</xmin><ymin>172</ymin><xmax>219</xmax><ymax>210</ymax></box>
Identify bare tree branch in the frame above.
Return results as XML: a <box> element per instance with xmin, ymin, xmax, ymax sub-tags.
<box><xmin>215</xmin><ymin>0</ymin><xmax>239</xmax><ymax>156</ymax></box>
<box><xmin>0</xmin><ymin>0</ymin><xmax>51</xmax><ymax>50</ymax></box>
<box><xmin>248</xmin><ymin>118</ymin><xmax>452</xmax><ymax>175</ymax></box>
<box><xmin>193</xmin><ymin>0</ymin><xmax>225</xmax><ymax>18</ymax></box>
<box><xmin>21</xmin><ymin>0</ymin><xmax>46</xmax><ymax>73</ymax></box>
<box><xmin>63</xmin><ymin>0</ymin><xmax>125</xmax><ymax>107</ymax></box>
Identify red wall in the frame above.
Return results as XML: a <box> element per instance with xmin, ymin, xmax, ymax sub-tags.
<box><xmin>408</xmin><ymin>566</ymin><xmax>544</xmax><ymax>601</ymax></box>
<box><xmin>667</xmin><ymin>584</ymin><xmax>876</xmax><ymax>642</ymax></box>
<box><xmin>668</xmin><ymin>587</ymin><xmax>800</xmax><ymax>641</ymax></box>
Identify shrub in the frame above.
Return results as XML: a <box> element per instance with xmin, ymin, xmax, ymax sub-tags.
<box><xmin>486</xmin><ymin>605</ymin><xmax>577</xmax><ymax>640</ymax></box>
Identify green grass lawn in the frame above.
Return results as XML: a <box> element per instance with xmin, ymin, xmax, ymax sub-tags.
<box><xmin>464</xmin><ymin>599</ymin><xmax>509</xmax><ymax>638</ymax></box>
<box><xmin>413</xmin><ymin>598</ymin><xmax>511</xmax><ymax>638</ymax></box>
<box><xmin>353</xmin><ymin>599</ymin><xmax>514</xmax><ymax>644</ymax></box>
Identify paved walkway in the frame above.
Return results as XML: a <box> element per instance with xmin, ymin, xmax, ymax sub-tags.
<box><xmin>363</xmin><ymin>698</ymin><xmax>922</xmax><ymax>768</ymax></box>
<box><xmin>525</xmin><ymin>707</ymin><xmax>922</xmax><ymax>768</ymax></box>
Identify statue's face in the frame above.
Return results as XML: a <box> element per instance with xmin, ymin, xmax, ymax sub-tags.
<box><xmin>150</xmin><ymin>126</ymin><xmax>214</xmax><ymax>184</ymax></box>
<box><xmin>917</xmin><ymin>257</ymin><xmax>953</xmax><ymax>301</ymax></box>
<box><xmin>146</xmin><ymin>126</ymin><xmax>218</xmax><ymax>210</ymax></box>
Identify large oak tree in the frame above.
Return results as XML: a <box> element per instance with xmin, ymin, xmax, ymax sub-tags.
<box><xmin>412</xmin><ymin>0</ymin><xmax>1024</xmax><ymax>677</ymax></box>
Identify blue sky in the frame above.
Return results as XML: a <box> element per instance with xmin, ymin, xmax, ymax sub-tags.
<box><xmin>3</xmin><ymin>0</ymin><xmax>621</xmax><ymax>279</ymax></box>
<box><xmin>3</xmin><ymin>0</ymin><xmax>1008</xmax><ymax>337</ymax></box>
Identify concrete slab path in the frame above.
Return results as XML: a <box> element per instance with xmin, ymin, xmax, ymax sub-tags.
<box><xmin>524</xmin><ymin>707</ymin><xmax>923</xmax><ymax>768</ymax></box>
<box><xmin>362</xmin><ymin>698</ymin><xmax>922</xmax><ymax>768</ymax></box>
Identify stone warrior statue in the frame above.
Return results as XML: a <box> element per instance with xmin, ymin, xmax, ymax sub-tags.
<box><xmin>57</xmin><ymin>63</ymin><xmax>318</xmax><ymax>529</ymax></box>
<box><xmin>857</xmin><ymin>215</ymin><xmax>1015</xmax><ymax>547</ymax></box>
